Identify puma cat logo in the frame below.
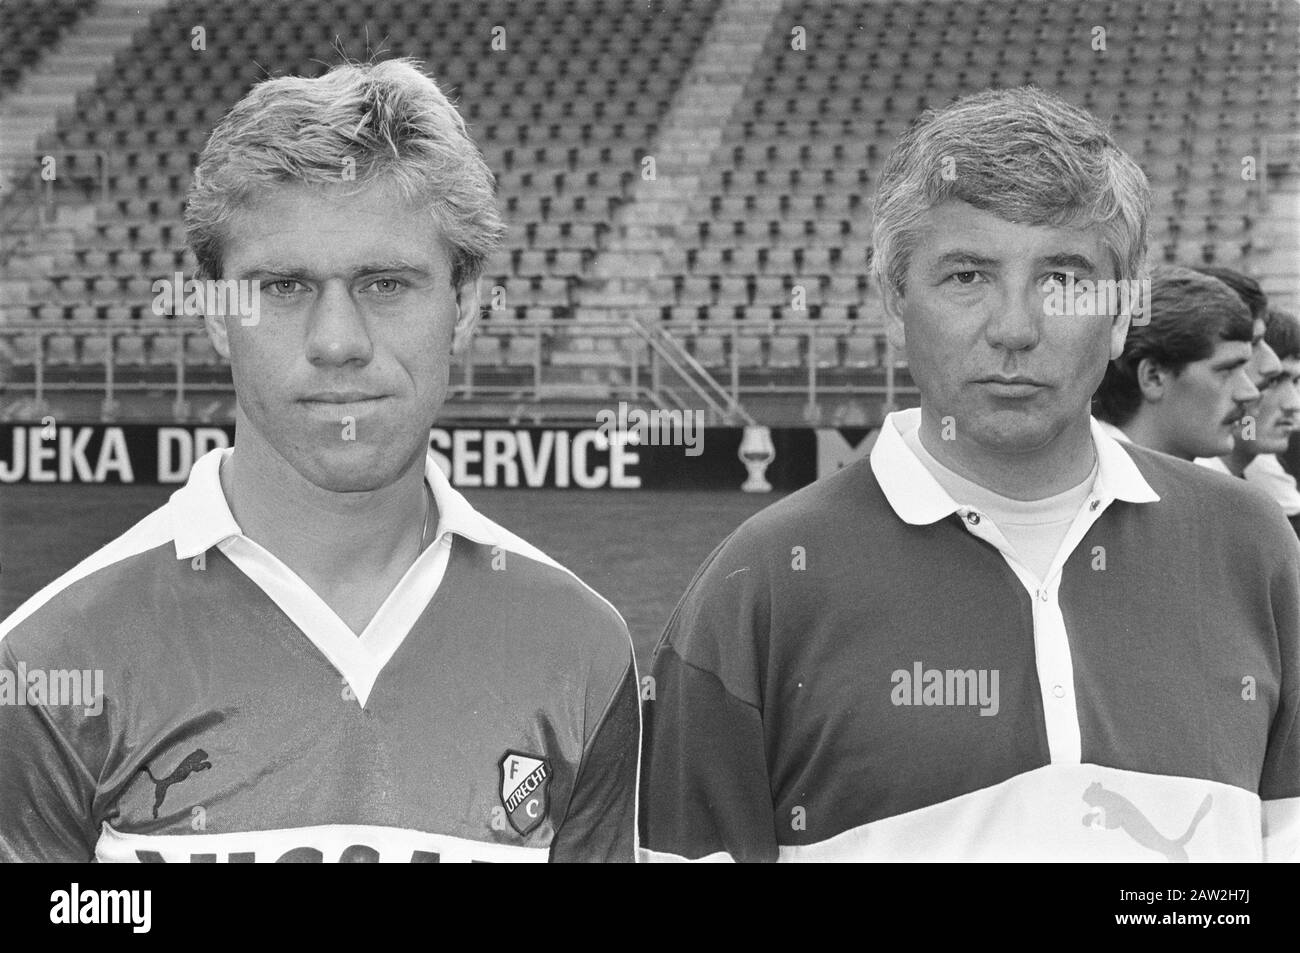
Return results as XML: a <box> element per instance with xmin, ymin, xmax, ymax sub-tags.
<box><xmin>1081</xmin><ymin>782</ymin><xmax>1213</xmax><ymax>862</ymax></box>
<box><xmin>140</xmin><ymin>749</ymin><xmax>212</xmax><ymax>819</ymax></box>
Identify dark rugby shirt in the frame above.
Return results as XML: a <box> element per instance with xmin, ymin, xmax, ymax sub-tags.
<box><xmin>1</xmin><ymin>449</ymin><xmax>638</xmax><ymax>862</ymax></box>
<box><xmin>639</xmin><ymin>408</ymin><xmax>1300</xmax><ymax>861</ymax></box>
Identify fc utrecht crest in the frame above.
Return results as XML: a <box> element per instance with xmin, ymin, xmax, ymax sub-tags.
<box><xmin>499</xmin><ymin>751</ymin><xmax>551</xmax><ymax>836</ymax></box>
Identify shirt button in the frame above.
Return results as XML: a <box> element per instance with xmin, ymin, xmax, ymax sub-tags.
<box><xmin>1053</xmin><ymin>684</ymin><xmax>1066</xmax><ymax>698</ymax></box>
<box><xmin>966</xmin><ymin>512</ymin><xmax>981</xmax><ymax>525</ymax></box>
<box><xmin>1089</xmin><ymin>499</ymin><xmax>1100</xmax><ymax>511</ymax></box>
<box><xmin>1038</xmin><ymin>588</ymin><xmax>1049</xmax><ymax>601</ymax></box>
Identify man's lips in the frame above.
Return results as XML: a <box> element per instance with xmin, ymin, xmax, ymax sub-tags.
<box><xmin>973</xmin><ymin>376</ymin><xmax>1048</xmax><ymax>396</ymax></box>
<box><xmin>974</xmin><ymin>376</ymin><xmax>1046</xmax><ymax>386</ymax></box>
<box><xmin>299</xmin><ymin>391</ymin><xmax>390</xmax><ymax>403</ymax></box>
<box><xmin>298</xmin><ymin>393</ymin><xmax>393</xmax><ymax>418</ymax></box>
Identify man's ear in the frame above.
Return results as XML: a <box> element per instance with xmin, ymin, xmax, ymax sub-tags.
<box><xmin>203</xmin><ymin>308</ymin><xmax>231</xmax><ymax>360</ymax></box>
<box><xmin>881</xmin><ymin>278</ymin><xmax>907</xmax><ymax>351</ymax></box>
<box><xmin>1135</xmin><ymin>356</ymin><xmax>1166</xmax><ymax>402</ymax></box>
<box><xmin>450</xmin><ymin>278</ymin><xmax>481</xmax><ymax>357</ymax></box>
<box><xmin>1109</xmin><ymin>308</ymin><xmax>1132</xmax><ymax>362</ymax></box>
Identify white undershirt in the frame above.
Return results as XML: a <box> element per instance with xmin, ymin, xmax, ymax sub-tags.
<box><xmin>902</xmin><ymin>420</ymin><xmax>1099</xmax><ymax>583</ymax></box>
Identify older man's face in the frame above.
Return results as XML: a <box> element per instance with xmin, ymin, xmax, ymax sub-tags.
<box><xmin>884</xmin><ymin>200</ymin><xmax>1125</xmax><ymax>456</ymax></box>
<box><xmin>206</xmin><ymin>180</ymin><xmax>477</xmax><ymax>492</ymax></box>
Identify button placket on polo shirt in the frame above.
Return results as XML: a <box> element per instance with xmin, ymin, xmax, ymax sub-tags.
<box><xmin>1029</xmin><ymin>492</ymin><xmax>1115</xmax><ymax>764</ymax></box>
<box><xmin>1028</xmin><ymin>575</ymin><xmax>1081</xmax><ymax>763</ymax></box>
<box><xmin>954</xmin><ymin>503</ymin><xmax>1090</xmax><ymax>765</ymax></box>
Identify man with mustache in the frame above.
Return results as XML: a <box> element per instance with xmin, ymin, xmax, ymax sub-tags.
<box><xmin>0</xmin><ymin>59</ymin><xmax>638</xmax><ymax>863</ymax></box>
<box><xmin>638</xmin><ymin>87</ymin><xmax>1300</xmax><ymax>862</ymax></box>
<box><xmin>1200</xmin><ymin>308</ymin><xmax>1300</xmax><ymax>535</ymax></box>
<box><xmin>1092</xmin><ymin>266</ymin><xmax>1263</xmax><ymax>460</ymax></box>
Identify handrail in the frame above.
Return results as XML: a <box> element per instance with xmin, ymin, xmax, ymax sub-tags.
<box><xmin>634</xmin><ymin>316</ymin><xmax>757</xmax><ymax>426</ymax></box>
<box><xmin>624</xmin><ymin>318</ymin><xmax>751</xmax><ymax>425</ymax></box>
<box><xmin>0</xmin><ymin>149</ymin><xmax>112</xmax><ymax>231</ymax></box>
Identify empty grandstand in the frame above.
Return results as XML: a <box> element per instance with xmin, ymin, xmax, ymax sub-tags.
<box><xmin>1</xmin><ymin>0</ymin><xmax>1297</xmax><ymax>427</ymax></box>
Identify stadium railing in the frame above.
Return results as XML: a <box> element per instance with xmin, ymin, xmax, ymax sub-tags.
<box><xmin>0</xmin><ymin>316</ymin><xmax>914</xmax><ymax>425</ymax></box>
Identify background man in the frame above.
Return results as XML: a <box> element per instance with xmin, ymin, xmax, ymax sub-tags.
<box><xmin>1092</xmin><ymin>266</ymin><xmax>1259</xmax><ymax>460</ymax></box>
<box><xmin>1201</xmin><ymin>308</ymin><xmax>1300</xmax><ymax>535</ymax></box>
<box><xmin>0</xmin><ymin>59</ymin><xmax>638</xmax><ymax>863</ymax></box>
<box><xmin>638</xmin><ymin>87</ymin><xmax>1300</xmax><ymax>862</ymax></box>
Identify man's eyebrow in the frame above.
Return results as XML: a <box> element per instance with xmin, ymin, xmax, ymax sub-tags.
<box><xmin>1038</xmin><ymin>253</ymin><xmax>1098</xmax><ymax>272</ymax></box>
<box><xmin>929</xmin><ymin>251</ymin><xmax>1000</xmax><ymax>270</ymax></box>
<box><xmin>233</xmin><ymin>260</ymin><xmax>433</xmax><ymax>280</ymax></box>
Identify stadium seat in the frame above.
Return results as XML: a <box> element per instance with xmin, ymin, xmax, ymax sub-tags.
<box><xmin>10</xmin><ymin>335</ymin><xmax>40</xmax><ymax>365</ymax></box>
<box><xmin>844</xmin><ymin>334</ymin><xmax>881</xmax><ymax>368</ymax></box>
<box><xmin>82</xmin><ymin>335</ymin><xmax>111</xmax><ymax>364</ymax></box>
<box><xmin>150</xmin><ymin>335</ymin><xmax>181</xmax><ymax>365</ymax></box>
<box><xmin>691</xmin><ymin>334</ymin><xmax>726</xmax><ymax>368</ymax></box>
<box><xmin>810</xmin><ymin>334</ymin><xmax>840</xmax><ymax>369</ymax></box>
<box><xmin>46</xmin><ymin>335</ymin><xmax>77</xmax><ymax>365</ymax></box>
<box><xmin>763</xmin><ymin>248</ymin><xmax>797</xmax><ymax>275</ymax></box>
<box><xmin>734</xmin><ymin>335</ymin><xmax>763</xmax><ymax>367</ymax></box>
<box><xmin>753</xmin><ymin>276</ymin><xmax>786</xmax><ymax>303</ymax></box>
<box><xmin>768</xmin><ymin>336</ymin><xmax>802</xmax><ymax>368</ymax></box>
<box><xmin>186</xmin><ymin>334</ymin><xmax>221</xmax><ymax>365</ymax></box>
<box><xmin>504</xmin><ymin>335</ymin><xmax>541</xmax><ymax>366</ymax></box>
<box><xmin>718</xmin><ymin>277</ymin><xmax>749</xmax><ymax>304</ymax></box>
<box><xmin>472</xmin><ymin>335</ymin><xmax>503</xmax><ymax>366</ymax></box>
<box><xmin>116</xmin><ymin>334</ymin><xmax>146</xmax><ymax>365</ymax></box>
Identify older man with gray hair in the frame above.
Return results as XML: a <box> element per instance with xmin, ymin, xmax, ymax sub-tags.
<box><xmin>0</xmin><ymin>59</ymin><xmax>639</xmax><ymax>863</ymax></box>
<box><xmin>638</xmin><ymin>86</ymin><xmax>1300</xmax><ymax>862</ymax></box>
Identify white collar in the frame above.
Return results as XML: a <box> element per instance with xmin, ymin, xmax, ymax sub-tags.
<box><xmin>869</xmin><ymin>407</ymin><xmax>1160</xmax><ymax>526</ymax></box>
<box><xmin>168</xmin><ymin>447</ymin><xmax>497</xmax><ymax>560</ymax></box>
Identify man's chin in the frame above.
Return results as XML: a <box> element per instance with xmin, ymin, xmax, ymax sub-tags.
<box><xmin>959</xmin><ymin>407</ymin><xmax>1072</xmax><ymax>454</ymax></box>
<box><xmin>288</xmin><ymin>443</ymin><xmax>420</xmax><ymax>493</ymax></box>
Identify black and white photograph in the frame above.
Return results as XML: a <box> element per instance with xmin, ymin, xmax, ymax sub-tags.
<box><xmin>0</xmin><ymin>0</ymin><xmax>1295</xmax><ymax>920</ymax></box>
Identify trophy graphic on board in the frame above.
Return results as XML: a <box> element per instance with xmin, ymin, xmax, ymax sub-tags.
<box><xmin>738</xmin><ymin>425</ymin><xmax>776</xmax><ymax>493</ymax></box>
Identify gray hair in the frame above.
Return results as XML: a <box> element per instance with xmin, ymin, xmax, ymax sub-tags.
<box><xmin>870</xmin><ymin>86</ymin><xmax>1150</xmax><ymax>297</ymax></box>
<box><xmin>185</xmin><ymin>57</ymin><xmax>503</xmax><ymax>287</ymax></box>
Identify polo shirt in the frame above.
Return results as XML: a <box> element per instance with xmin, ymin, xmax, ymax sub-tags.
<box><xmin>1195</xmin><ymin>455</ymin><xmax>1234</xmax><ymax>476</ymax></box>
<box><xmin>1093</xmin><ymin>417</ymin><xmax>1131</xmax><ymax>444</ymax></box>
<box><xmin>0</xmin><ymin>448</ymin><xmax>638</xmax><ymax>862</ymax></box>
<box><xmin>639</xmin><ymin>407</ymin><xmax>1300</xmax><ymax>861</ymax></box>
<box><xmin>1195</xmin><ymin>454</ymin><xmax>1300</xmax><ymax>517</ymax></box>
<box><xmin>902</xmin><ymin>418</ymin><xmax>1097</xmax><ymax>582</ymax></box>
<box><xmin>1246</xmin><ymin>455</ymin><xmax>1300</xmax><ymax>517</ymax></box>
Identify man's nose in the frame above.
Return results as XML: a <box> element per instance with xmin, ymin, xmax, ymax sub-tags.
<box><xmin>1253</xmin><ymin>340</ymin><xmax>1282</xmax><ymax>386</ymax></box>
<box><xmin>983</xmin><ymin>287</ymin><xmax>1041</xmax><ymax>351</ymax></box>
<box><xmin>1233</xmin><ymin>367</ymin><xmax>1261</xmax><ymax>406</ymax></box>
<box><xmin>1283</xmin><ymin>380</ymin><xmax>1300</xmax><ymax>415</ymax></box>
<box><xmin>305</xmin><ymin>281</ymin><xmax>373</xmax><ymax>366</ymax></box>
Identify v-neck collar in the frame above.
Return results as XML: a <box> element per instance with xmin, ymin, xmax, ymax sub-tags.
<box><xmin>166</xmin><ymin>448</ymin><xmax>482</xmax><ymax>706</ymax></box>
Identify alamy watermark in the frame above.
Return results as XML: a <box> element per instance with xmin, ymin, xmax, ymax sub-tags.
<box><xmin>890</xmin><ymin>661</ymin><xmax>999</xmax><ymax>716</ymax></box>
<box><xmin>152</xmin><ymin>272</ymin><xmax>261</xmax><ymax>326</ymax></box>
<box><xmin>1044</xmin><ymin>274</ymin><xmax>1150</xmax><ymax>326</ymax></box>
<box><xmin>595</xmin><ymin>402</ymin><xmax>704</xmax><ymax>456</ymax></box>
<box><xmin>1</xmin><ymin>663</ymin><xmax>104</xmax><ymax>716</ymax></box>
